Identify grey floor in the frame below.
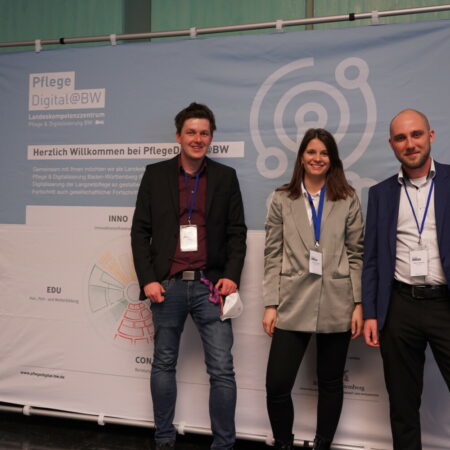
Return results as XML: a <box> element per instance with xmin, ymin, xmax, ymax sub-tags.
<box><xmin>0</xmin><ymin>410</ymin><xmax>312</xmax><ymax>449</ymax></box>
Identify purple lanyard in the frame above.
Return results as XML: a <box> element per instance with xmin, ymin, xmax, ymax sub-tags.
<box><xmin>183</xmin><ymin>172</ymin><xmax>200</xmax><ymax>224</ymax></box>
<box><xmin>200</xmin><ymin>277</ymin><xmax>222</xmax><ymax>305</ymax></box>
<box><xmin>403</xmin><ymin>178</ymin><xmax>434</xmax><ymax>244</ymax></box>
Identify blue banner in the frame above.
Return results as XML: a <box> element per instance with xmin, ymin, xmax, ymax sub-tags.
<box><xmin>1</xmin><ymin>19</ymin><xmax>450</xmax><ymax>227</ymax></box>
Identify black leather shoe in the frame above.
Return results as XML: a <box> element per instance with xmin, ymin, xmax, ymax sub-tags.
<box><xmin>312</xmin><ymin>436</ymin><xmax>331</xmax><ymax>450</ymax></box>
<box><xmin>274</xmin><ymin>442</ymin><xmax>293</xmax><ymax>449</ymax></box>
<box><xmin>274</xmin><ymin>434</ymin><xmax>294</xmax><ymax>449</ymax></box>
<box><xmin>155</xmin><ymin>442</ymin><xmax>175</xmax><ymax>450</ymax></box>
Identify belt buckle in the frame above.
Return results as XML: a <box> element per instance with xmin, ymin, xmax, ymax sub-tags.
<box><xmin>181</xmin><ymin>270</ymin><xmax>196</xmax><ymax>281</ymax></box>
<box><xmin>411</xmin><ymin>285</ymin><xmax>426</xmax><ymax>299</ymax></box>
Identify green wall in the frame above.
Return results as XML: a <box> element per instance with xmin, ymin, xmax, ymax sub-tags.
<box><xmin>313</xmin><ymin>0</ymin><xmax>450</xmax><ymax>29</ymax></box>
<box><xmin>0</xmin><ymin>0</ymin><xmax>125</xmax><ymax>51</ymax></box>
<box><xmin>1</xmin><ymin>0</ymin><xmax>450</xmax><ymax>51</ymax></box>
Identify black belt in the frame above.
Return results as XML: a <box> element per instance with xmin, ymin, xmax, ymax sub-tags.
<box><xmin>393</xmin><ymin>280</ymin><xmax>449</xmax><ymax>299</ymax></box>
<box><xmin>172</xmin><ymin>270</ymin><xmax>203</xmax><ymax>281</ymax></box>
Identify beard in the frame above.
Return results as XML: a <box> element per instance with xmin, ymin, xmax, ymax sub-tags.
<box><xmin>399</xmin><ymin>147</ymin><xmax>431</xmax><ymax>170</ymax></box>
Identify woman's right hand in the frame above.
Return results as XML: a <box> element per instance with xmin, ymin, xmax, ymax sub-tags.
<box><xmin>262</xmin><ymin>306</ymin><xmax>278</xmax><ymax>337</ymax></box>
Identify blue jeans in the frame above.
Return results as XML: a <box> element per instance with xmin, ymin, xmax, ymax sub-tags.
<box><xmin>150</xmin><ymin>278</ymin><xmax>236</xmax><ymax>449</ymax></box>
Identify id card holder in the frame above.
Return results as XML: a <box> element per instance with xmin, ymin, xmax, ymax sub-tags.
<box><xmin>180</xmin><ymin>224</ymin><xmax>198</xmax><ymax>252</ymax></box>
<box><xmin>309</xmin><ymin>249</ymin><xmax>322</xmax><ymax>276</ymax></box>
<box><xmin>410</xmin><ymin>247</ymin><xmax>428</xmax><ymax>277</ymax></box>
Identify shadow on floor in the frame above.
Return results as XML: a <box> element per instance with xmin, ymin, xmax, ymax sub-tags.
<box><xmin>0</xmin><ymin>411</ymin><xmax>312</xmax><ymax>449</ymax></box>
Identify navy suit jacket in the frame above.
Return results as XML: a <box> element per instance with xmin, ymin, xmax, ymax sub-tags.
<box><xmin>362</xmin><ymin>160</ymin><xmax>450</xmax><ymax>330</ymax></box>
<box><xmin>131</xmin><ymin>156</ymin><xmax>247</xmax><ymax>300</ymax></box>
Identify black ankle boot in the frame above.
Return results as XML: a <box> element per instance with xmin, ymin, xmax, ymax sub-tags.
<box><xmin>274</xmin><ymin>434</ymin><xmax>294</xmax><ymax>449</ymax></box>
<box><xmin>312</xmin><ymin>436</ymin><xmax>331</xmax><ymax>449</ymax></box>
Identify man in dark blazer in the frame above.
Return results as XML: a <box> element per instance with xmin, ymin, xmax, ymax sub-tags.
<box><xmin>362</xmin><ymin>109</ymin><xmax>450</xmax><ymax>450</ymax></box>
<box><xmin>131</xmin><ymin>103</ymin><xmax>247</xmax><ymax>450</ymax></box>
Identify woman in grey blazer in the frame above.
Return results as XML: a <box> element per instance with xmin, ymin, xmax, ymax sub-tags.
<box><xmin>262</xmin><ymin>129</ymin><xmax>364</xmax><ymax>450</ymax></box>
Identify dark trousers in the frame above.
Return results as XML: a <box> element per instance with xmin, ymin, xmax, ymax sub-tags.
<box><xmin>266</xmin><ymin>327</ymin><xmax>351</xmax><ymax>443</ymax></box>
<box><xmin>380</xmin><ymin>286</ymin><xmax>450</xmax><ymax>450</ymax></box>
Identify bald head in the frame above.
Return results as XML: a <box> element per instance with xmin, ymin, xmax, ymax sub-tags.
<box><xmin>388</xmin><ymin>109</ymin><xmax>434</xmax><ymax>178</ymax></box>
<box><xmin>389</xmin><ymin>109</ymin><xmax>430</xmax><ymax>137</ymax></box>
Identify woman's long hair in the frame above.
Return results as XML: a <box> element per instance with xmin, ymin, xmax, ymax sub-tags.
<box><xmin>277</xmin><ymin>128</ymin><xmax>354</xmax><ymax>201</ymax></box>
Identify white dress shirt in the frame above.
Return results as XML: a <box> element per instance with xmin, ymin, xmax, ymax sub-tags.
<box><xmin>301</xmin><ymin>182</ymin><xmax>321</xmax><ymax>226</ymax></box>
<box><xmin>395</xmin><ymin>159</ymin><xmax>446</xmax><ymax>285</ymax></box>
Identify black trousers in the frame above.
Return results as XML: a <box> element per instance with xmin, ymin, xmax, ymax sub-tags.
<box><xmin>380</xmin><ymin>286</ymin><xmax>450</xmax><ymax>450</ymax></box>
<box><xmin>265</xmin><ymin>327</ymin><xmax>351</xmax><ymax>443</ymax></box>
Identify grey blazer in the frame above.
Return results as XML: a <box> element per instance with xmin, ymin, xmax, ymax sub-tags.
<box><xmin>263</xmin><ymin>189</ymin><xmax>364</xmax><ymax>333</ymax></box>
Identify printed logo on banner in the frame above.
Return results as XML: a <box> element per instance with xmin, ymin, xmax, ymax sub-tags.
<box><xmin>86</xmin><ymin>236</ymin><xmax>154</xmax><ymax>353</ymax></box>
<box><xmin>250</xmin><ymin>57</ymin><xmax>378</xmax><ymax>197</ymax></box>
<box><xmin>28</xmin><ymin>71</ymin><xmax>106</xmax><ymax>129</ymax></box>
<box><xmin>29</xmin><ymin>71</ymin><xmax>105</xmax><ymax>111</ymax></box>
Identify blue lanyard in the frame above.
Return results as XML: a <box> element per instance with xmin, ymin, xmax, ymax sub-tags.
<box><xmin>307</xmin><ymin>185</ymin><xmax>326</xmax><ymax>246</ymax></box>
<box><xmin>184</xmin><ymin>172</ymin><xmax>200</xmax><ymax>224</ymax></box>
<box><xmin>403</xmin><ymin>178</ymin><xmax>434</xmax><ymax>244</ymax></box>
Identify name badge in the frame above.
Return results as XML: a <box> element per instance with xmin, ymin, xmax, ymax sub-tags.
<box><xmin>309</xmin><ymin>249</ymin><xmax>322</xmax><ymax>276</ymax></box>
<box><xmin>180</xmin><ymin>224</ymin><xmax>198</xmax><ymax>252</ymax></box>
<box><xmin>410</xmin><ymin>248</ymin><xmax>428</xmax><ymax>277</ymax></box>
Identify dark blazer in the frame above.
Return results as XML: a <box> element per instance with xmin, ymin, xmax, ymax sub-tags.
<box><xmin>131</xmin><ymin>156</ymin><xmax>247</xmax><ymax>299</ymax></box>
<box><xmin>362</xmin><ymin>160</ymin><xmax>450</xmax><ymax>330</ymax></box>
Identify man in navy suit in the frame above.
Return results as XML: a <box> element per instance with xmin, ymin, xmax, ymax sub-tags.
<box><xmin>131</xmin><ymin>103</ymin><xmax>247</xmax><ymax>450</ymax></box>
<box><xmin>362</xmin><ymin>109</ymin><xmax>450</xmax><ymax>450</ymax></box>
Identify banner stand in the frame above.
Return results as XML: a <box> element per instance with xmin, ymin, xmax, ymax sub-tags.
<box><xmin>1</xmin><ymin>5</ymin><xmax>450</xmax><ymax>49</ymax></box>
<box><xmin>0</xmin><ymin>402</ymin><xmax>363</xmax><ymax>449</ymax></box>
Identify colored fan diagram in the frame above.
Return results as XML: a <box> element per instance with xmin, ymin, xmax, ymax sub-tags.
<box><xmin>88</xmin><ymin>249</ymin><xmax>154</xmax><ymax>346</ymax></box>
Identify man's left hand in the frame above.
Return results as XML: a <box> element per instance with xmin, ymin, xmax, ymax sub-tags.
<box><xmin>215</xmin><ymin>278</ymin><xmax>237</xmax><ymax>296</ymax></box>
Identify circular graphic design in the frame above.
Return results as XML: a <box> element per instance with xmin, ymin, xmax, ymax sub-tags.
<box><xmin>250</xmin><ymin>56</ymin><xmax>377</xmax><ymax>179</ymax></box>
<box><xmin>87</xmin><ymin>236</ymin><xmax>154</xmax><ymax>350</ymax></box>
